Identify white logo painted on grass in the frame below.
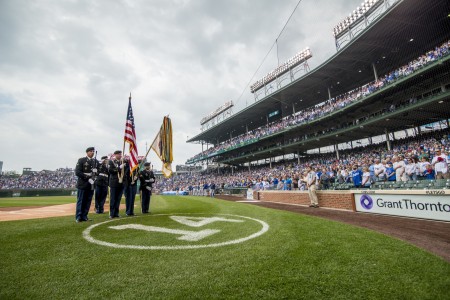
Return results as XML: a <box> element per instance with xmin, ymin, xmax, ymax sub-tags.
<box><xmin>109</xmin><ymin>224</ymin><xmax>221</xmax><ymax>241</ymax></box>
<box><xmin>83</xmin><ymin>214</ymin><xmax>269</xmax><ymax>250</ymax></box>
<box><xmin>169</xmin><ymin>216</ymin><xmax>244</xmax><ymax>227</ymax></box>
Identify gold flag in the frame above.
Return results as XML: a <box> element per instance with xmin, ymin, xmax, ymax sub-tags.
<box><xmin>151</xmin><ymin>116</ymin><xmax>173</xmax><ymax>178</ymax></box>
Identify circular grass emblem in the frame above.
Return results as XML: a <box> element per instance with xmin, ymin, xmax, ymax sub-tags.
<box><xmin>83</xmin><ymin>213</ymin><xmax>269</xmax><ymax>250</ymax></box>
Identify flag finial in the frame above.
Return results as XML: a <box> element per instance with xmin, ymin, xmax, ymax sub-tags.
<box><xmin>129</xmin><ymin>92</ymin><xmax>132</xmax><ymax>101</ymax></box>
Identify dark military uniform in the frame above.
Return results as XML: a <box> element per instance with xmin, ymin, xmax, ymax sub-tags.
<box><xmin>139</xmin><ymin>166</ymin><xmax>155</xmax><ymax>213</ymax></box>
<box><xmin>75</xmin><ymin>148</ymin><xmax>98</xmax><ymax>222</ymax></box>
<box><xmin>94</xmin><ymin>157</ymin><xmax>109</xmax><ymax>214</ymax></box>
<box><xmin>109</xmin><ymin>158</ymin><xmax>124</xmax><ymax>218</ymax></box>
<box><xmin>123</xmin><ymin>162</ymin><xmax>138</xmax><ymax>216</ymax></box>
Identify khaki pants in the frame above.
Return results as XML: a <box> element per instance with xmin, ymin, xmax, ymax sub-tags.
<box><xmin>308</xmin><ymin>184</ymin><xmax>319</xmax><ymax>206</ymax></box>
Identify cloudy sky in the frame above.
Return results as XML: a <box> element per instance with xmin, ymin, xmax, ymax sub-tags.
<box><xmin>0</xmin><ymin>0</ymin><xmax>361</xmax><ymax>172</ymax></box>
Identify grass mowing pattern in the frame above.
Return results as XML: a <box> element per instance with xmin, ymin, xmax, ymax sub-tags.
<box><xmin>0</xmin><ymin>196</ymin><xmax>76</xmax><ymax>207</ymax></box>
<box><xmin>0</xmin><ymin>195</ymin><xmax>449</xmax><ymax>299</ymax></box>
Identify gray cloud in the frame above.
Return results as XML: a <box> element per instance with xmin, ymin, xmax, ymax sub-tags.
<box><xmin>0</xmin><ymin>0</ymin><xmax>361</xmax><ymax>172</ymax></box>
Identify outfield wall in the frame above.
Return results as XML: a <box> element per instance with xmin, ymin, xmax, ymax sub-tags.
<box><xmin>0</xmin><ymin>189</ymin><xmax>77</xmax><ymax>198</ymax></box>
<box><xmin>254</xmin><ymin>190</ymin><xmax>450</xmax><ymax>222</ymax></box>
<box><xmin>254</xmin><ymin>190</ymin><xmax>354</xmax><ymax>210</ymax></box>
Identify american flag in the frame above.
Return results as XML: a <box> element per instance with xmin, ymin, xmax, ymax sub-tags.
<box><xmin>124</xmin><ymin>96</ymin><xmax>139</xmax><ymax>172</ymax></box>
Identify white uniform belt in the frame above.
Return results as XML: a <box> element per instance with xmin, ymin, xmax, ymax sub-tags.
<box><xmin>84</xmin><ymin>172</ymin><xmax>92</xmax><ymax>176</ymax></box>
<box><xmin>99</xmin><ymin>173</ymin><xmax>108</xmax><ymax>177</ymax></box>
<box><xmin>145</xmin><ymin>180</ymin><xmax>150</xmax><ymax>182</ymax></box>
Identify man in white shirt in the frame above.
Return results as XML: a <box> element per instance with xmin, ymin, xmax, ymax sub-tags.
<box><xmin>430</xmin><ymin>148</ymin><xmax>448</xmax><ymax>179</ymax></box>
<box><xmin>306</xmin><ymin>166</ymin><xmax>319</xmax><ymax>208</ymax></box>
<box><xmin>434</xmin><ymin>157</ymin><xmax>448</xmax><ymax>179</ymax></box>
<box><xmin>373</xmin><ymin>158</ymin><xmax>386</xmax><ymax>181</ymax></box>
<box><xmin>393</xmin><ymin>155</ymin><xmax>407</xmax><ymax>182</ymax></box>
<box><xmin>432</xmin><ymin>149</ymin><xmax>449</xmax><ymax>164</ymax></box>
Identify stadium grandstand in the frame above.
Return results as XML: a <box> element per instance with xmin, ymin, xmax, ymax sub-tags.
<box><xmin>185</xmin><ymin>0</ymin><xmax>450</xmax><ymax>173</ymax></box>
<box><xmin>0</xmin><ymin>168</ymin><xmax>76</xmax><ymax>190</ymax></box>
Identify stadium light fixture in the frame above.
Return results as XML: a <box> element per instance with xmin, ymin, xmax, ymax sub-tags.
<box><xmin>438</xmin><ymin>100</ymin><xmax>444</xmax><ymax>103</ymax></box>
<box><xmin>409</xmin><ymin>38</ymin><xmax>414</xmax><ymax>42</ymax></box>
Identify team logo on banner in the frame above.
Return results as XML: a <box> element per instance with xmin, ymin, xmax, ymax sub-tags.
<box><xmin>360</xmin><ymin>194</ymin><xmax>373</xmax><ymax>210</ymax></box>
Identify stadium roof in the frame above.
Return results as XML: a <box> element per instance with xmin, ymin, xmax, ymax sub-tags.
<box><xmin>187</xmin><ymin>0</ymin><xmax>450</xmax><ymax>145</ymax></box>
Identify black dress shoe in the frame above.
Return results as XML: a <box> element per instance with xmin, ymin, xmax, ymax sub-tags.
<box><xmin>76</xmin><ymin>219</ymin><xmax>82</xmax><ymax>223</ymax></box>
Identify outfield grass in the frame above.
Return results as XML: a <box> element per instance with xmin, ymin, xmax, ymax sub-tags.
<box><xmin>0</xmin><ymin>195</ymin><xmax>449</xmax><ymax>299</ymax></box>
<box><xmin>0</xmin><ymin>196</ymin><xmax>77</xmax><ymax>207</ymax></box>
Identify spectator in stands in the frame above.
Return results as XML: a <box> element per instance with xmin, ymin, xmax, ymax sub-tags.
<box><xmin>405</xmin><ymin>157</ymin><xmax>418</xmax><ymax>181</ymax></box>
<box><xmin>351</xmin><ymin>164</ymin><xmax>363</xmax><ymax>188</ymax></box>
<box><xmin>393</xmin><ymin>155</ymin><xmax>407</xmax><ymax>182</ymax></box>
<box><xmin>423</xmin><ymin>164</ymin><xmax>436</xmax><ymax>180</ymax></box>
<box><xmin>385</xmin><ymin>162</ymin><xmax>396</xmax><ymax>182</ymax></box>
<box><xmin>319</xmin><ymin>167</ymin><xmax>330</xmax><ymax>190</ymax></box>
<box><xmin>361</xmin><ymin>167</ymin><xmax>371</xmax><ymax>188</ymax></box>
<box><xmin>434</xmin><ymin>157</ymin><xmax>447</xmax><ymax>179</ymax></box>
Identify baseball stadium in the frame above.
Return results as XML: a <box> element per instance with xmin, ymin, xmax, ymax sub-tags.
<box><xmin>1</xmin><ymin>0</ymin><xmax>450</xmax><ymax>299</ymax></box>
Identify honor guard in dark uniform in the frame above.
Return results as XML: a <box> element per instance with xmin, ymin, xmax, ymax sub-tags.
<box><xmin>94</xmin><ymin>156</ymin><xmax>110</xmax><ymax>214</ymax></box>
<box><xmin>109</xmin><ymin>150</ymin><xmax>125</xmax><ymax>218</ymax></box>
<box><xmin>123</xmin><ymin>159</ymin><xmax>138</xmax><ymax>216</ymax></box>
<box><xmin>75</xmin><ymin>147</ymin><xmax>98</xmax><ymax>222</ymax></box>
<box><xmin>139</xmin><ymin>162</ymin><xmax>155</xmax><ymax>214</ymax></box>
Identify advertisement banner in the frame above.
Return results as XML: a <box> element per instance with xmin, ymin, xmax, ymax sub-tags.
<box><xmin>355</xmin><ymin>192</ymin><xmax>450</xmax><ymax>222</ymax></box>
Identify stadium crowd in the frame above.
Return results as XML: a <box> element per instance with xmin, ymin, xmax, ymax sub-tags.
<box><xmin>188</xmin><ymin>40</ymin><xmax>450</xmax><ymax>163</ymax></box>
<box><xmin>157</xmin><ymin>129</ymin><xmax>450</xmax><ymax>193</ymax></box>
<box><xmin>1</xmin><ymin>130</ymin><xmax>449</xmax><ymax>192</ymax></box>
<box><xmin>0</xmin><ymin>168</ymin><xmax>76</xmax><ymax>190</ymax></box>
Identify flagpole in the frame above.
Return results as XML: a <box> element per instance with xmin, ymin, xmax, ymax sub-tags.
<box><xmin>119</xmin><ymin>93</ymin><xmax>131</xmax><ymax>183</ymax></box>
<box><xmin>138</xmin><ymin>131</ymin><xmax>158</xmax><ymax>170</ymax></box>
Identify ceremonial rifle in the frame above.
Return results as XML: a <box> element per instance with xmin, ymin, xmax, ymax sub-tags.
<box><xmin>91</xmin><ymin>150</ymin><xmax>98</xmax><ymax>191</ymax></box>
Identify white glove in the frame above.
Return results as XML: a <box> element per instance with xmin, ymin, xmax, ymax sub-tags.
<box><xmin>120</xmin><ymin>164</ymin><xmax>125</xmax><ymax>169</ymax></box>
<box><xmin>88</xmin><ymin>179</ymin><xmax>94</xmax><ymax>184</ymax></box>
<box><xmin>146</xmin><ymin>186</ymin><xmax>152</xmax><ymax>191</ymax></box>
<box><xmin>149</xmin><ymin>178</ymin><xmax>155</xmax><ymax>183</ymax></box>
<box><xmin>92</xmin><ymin>168</ymin><xmax>97</xmax><ymax>173</ymax></box>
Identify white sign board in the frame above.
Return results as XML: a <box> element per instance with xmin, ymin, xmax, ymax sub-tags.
<box><xmin>355</xmin><ymin>192</ymin><xmax>450</xmax><ymax>222</ymax></box>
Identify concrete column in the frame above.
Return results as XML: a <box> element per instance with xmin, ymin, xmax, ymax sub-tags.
<box><xmin>372</xmin><ymin>63</ymin><xmax>378</xmax><ymax>81</ymax></box>
<box><xmin>335</xmin><ymin>144</ymin><xmax>340</xmax><ymax>160</ymax></box>
<box><xmin>385</xmin><ymin>129</ymin><xmax>391</xmax><ymax>151</ymax></box>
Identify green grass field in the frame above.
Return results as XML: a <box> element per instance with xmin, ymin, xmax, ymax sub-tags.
<box><xmin>0</xmin><ymin>196</ymin><xmax>76</xmax><ymax>207</ymax></box>
<box><xmin>0</xmin><ymin>195</ymin><xmax>449</xmax><ymax>299</ymax></box>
